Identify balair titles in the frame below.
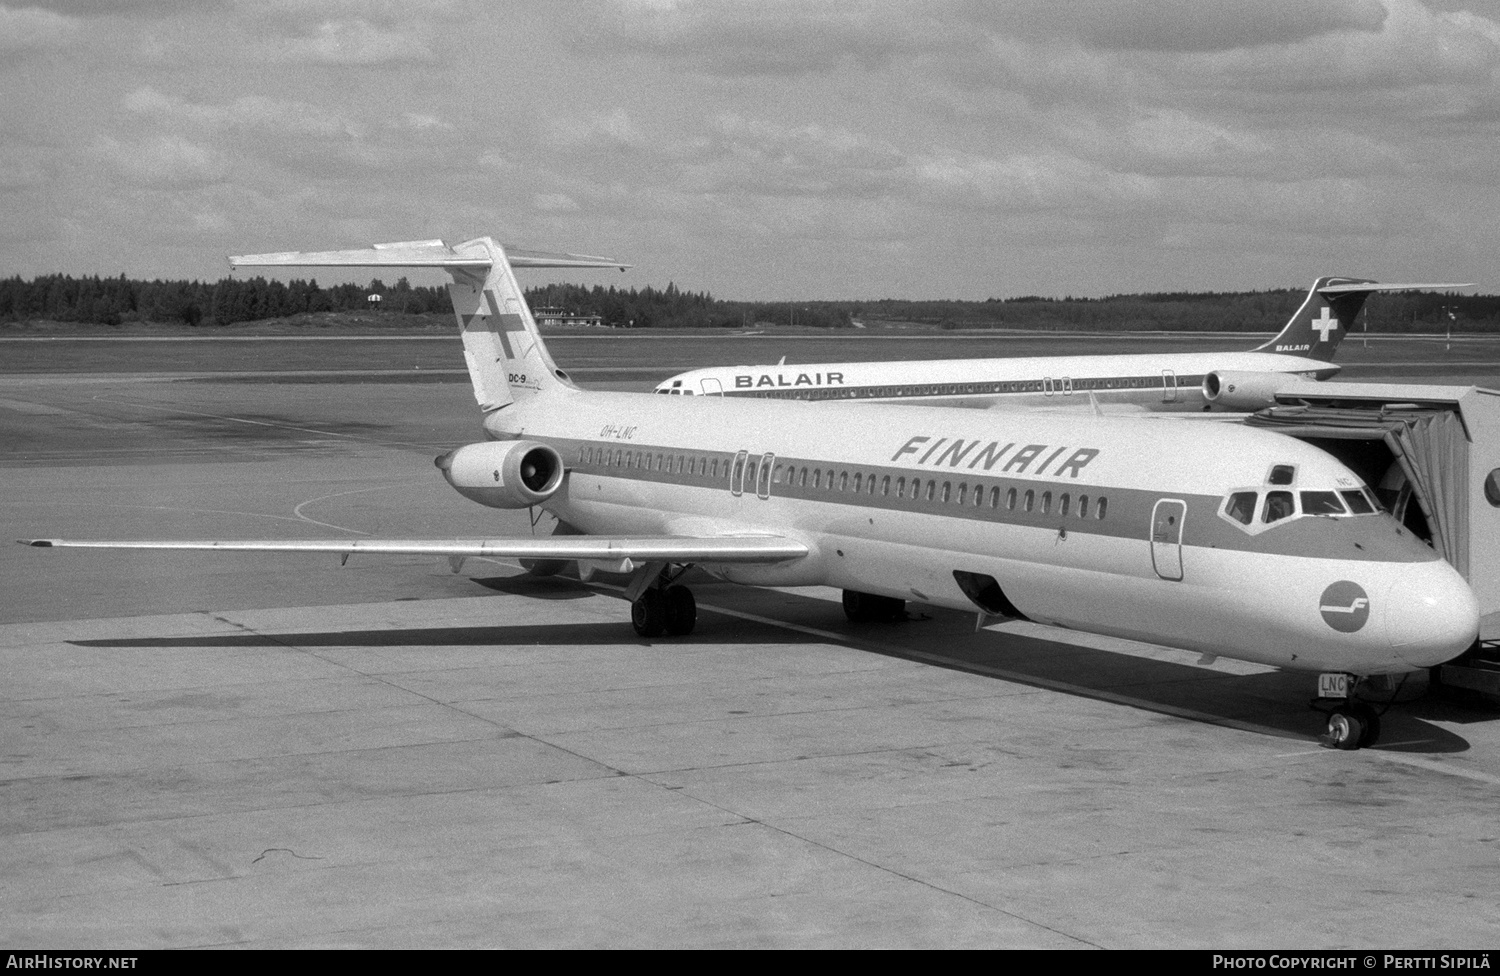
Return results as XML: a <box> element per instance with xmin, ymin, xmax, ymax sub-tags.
<box><xmin>891</xmin><ymin>435</ymin><xmax>1099</xmax><ymax>478</ymax></box>
<box><xmin>735</xmin><ymin>371</ymin><xmax>845</xmax><ymax>389</ymax></box>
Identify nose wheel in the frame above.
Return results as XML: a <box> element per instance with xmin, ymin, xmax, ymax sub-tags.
<box><xmin>1314</xmin><ymin>670</ymin><xmax>1383</xmax><ymax>749</ymax></box>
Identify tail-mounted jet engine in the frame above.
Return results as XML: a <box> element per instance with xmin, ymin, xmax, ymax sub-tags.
<box><xmin>1202</xmin><ymin>370</ymin><xmax>1303</xmax><ymax>411</ymax></box>
<box><xmin>435</xmin><ymin>440</ymin><xmax>565</xmax><ymax>508</ymax></box>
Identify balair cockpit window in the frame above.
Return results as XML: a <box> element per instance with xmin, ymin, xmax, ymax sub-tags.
<box><xmin>1268</xmin><ymin>465</ymin><xmax>1296</xmax><ymax>486</ymax></box>
<box><xmin>1225</xmin><ymin>491</ymin><xmax>1257</xmax><ymax>525</ymax></box>
<box><xmin>1263</xmin><ymin>491</ymin><xmax>1295</xmax><ymax>523</ymax></box>
<box><xmin>1300</xmin><ymin>491</ymin><xmax>1346</xmax><ymax>516</ymax></box>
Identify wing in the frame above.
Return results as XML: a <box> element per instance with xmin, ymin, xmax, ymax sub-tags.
<box><xmin>19</xmin><ymin>535</ymin><xmax>806</xmax><ymax>563</ymax></box>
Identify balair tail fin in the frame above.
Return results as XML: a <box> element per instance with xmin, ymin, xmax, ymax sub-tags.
<box><xmin>230</xmin><ymin>237</ymin><xmax>628</xmax><ymax>412</ymax></box>
<box><xmin>1254</xmin><ymin>276</ymin><xmax>1471</xmax><ymax>362</ymax></box>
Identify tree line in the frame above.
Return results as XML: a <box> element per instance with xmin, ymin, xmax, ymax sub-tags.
<box><xmin>2</xmin><ymin>272</ymin><xmax>1497</xmax><ymax>332</ymax></box>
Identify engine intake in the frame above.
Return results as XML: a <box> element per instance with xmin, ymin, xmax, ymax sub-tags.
<box><xmin>1202</xmin><ymin>370</ymin><xmax>1302</xmax><ymax>411</ymax></box>
<box><xmin>436</xmin><ymin>440</ymin><xmax>565</xmax><ymax>508</ymax></box>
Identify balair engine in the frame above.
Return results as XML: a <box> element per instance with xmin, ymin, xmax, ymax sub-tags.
<box><xmin>1202</xmin><ymin>370</ymin><xmax>1303</xmax><ymax>411</ymax></box>
<box><xmin>435</xmin><ymin>440</ymin><xmax>565</xmax><ymax>508</ymax></box>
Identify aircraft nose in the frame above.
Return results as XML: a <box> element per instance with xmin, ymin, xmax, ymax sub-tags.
<box><xmin>1384</xmin><ymin>565</ymin><xmax>1479</xmax><ymax>667</ymax></box>
<box><xmin>434</xmin><ymin>449</ymin><xmax>455</xmax><ymax>473</ymax></box>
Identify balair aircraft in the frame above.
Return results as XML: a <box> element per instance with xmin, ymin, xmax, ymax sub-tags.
<box><xmin>22</xmin><ymin>238</ymin><xmax>1481</xmax><ymax>749</ymax></box>
<box><xmin>654</xmin><ymin>278</ymin><xmax>1469</xmax><ymax>412</ymax></box>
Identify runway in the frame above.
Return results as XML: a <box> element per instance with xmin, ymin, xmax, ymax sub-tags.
<box><xmin>4</xmin><ymin>336</ymin><xmax>1500</xmax><ymax>948</ymax></box>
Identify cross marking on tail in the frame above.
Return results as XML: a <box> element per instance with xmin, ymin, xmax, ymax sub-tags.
<box><xmin>1312</xmin><ymin>307</ymin><xmax>1338</xmax><ymax>342</ymax></box>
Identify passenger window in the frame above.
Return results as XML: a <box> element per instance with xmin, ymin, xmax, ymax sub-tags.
<box><xmin>942</xmin><ymin>482</ymin><xmax>951</xmax><ymax>503</ymax></box>
<box><xmin>896</xmin><ymin>476</ymin><xmax>905</xmax><ymax>498</ymax></box>
<box><xmin>957</xmin><ymin>484</ymin><xmax>968</xmax><ymax>505</ymax></box>
<box><xmin>1023</xmin><ymin>489</ymin><xmax>1034</xmax><ymax>512</ymax></box>
<box><xmin>1040</xmin><ymin>491</ymin><xmax>1051</xmax><ymax>514</ymax></box>
<box><xmin>1078</xmin><ymin>495</ymin><xmax>1089</xmax><ymax>518</ymax></box>
<box><xmin>926</xmin><ymin>481</ymin><xmax>935</xmax><ymax>502</ymax></box>
<box><xmin>1301</xmin><ymin>491</ymin><xmax>1346</xmax><ymax>516</ymax></box>
<box><xmin>1006</xmin><ymin>487</ymin><xmax>1017</xmax><ymax>510</ymax></box>
<box><xmin>813</xmin><ymin>469</ymin><xmax>821</xmax><ymax>488</ymax></box>
<box><xmin>1096</xmin><ymin>497</ymin><xmax>1107</xmax><ymax>520</ymax></box>
<box><xmin>882</xmin><ymin>475</ymin><xmax>890</xmax><ymax>496</ymax></box>
<box><xmin>853</xmin><ymin>472</ymin><xmax>863</xmax><ymax>493</ymax></box>
<box><xmin>1059</xmin><ymin>493</ymin><xmax>1070</xmax><ymax>516</ymax></box>
<box><xmin>1225</xmin><ymin>491</ymin><xmax>1257</xmax><ymax>525</ymax></box>
<box><xmin>1263</xmin><ymin>491</ymin><xmax>1295</xmax><ymax>523</ymax></box>
<box><xmin>989</xmin><ymin>486</ymin><xmax>1000</xmax><ymax>508</ymax></box>
<box><xmin>839</xmin><ymin>471</ymin><xmax>848</xmax><ymax>491</ymax></box>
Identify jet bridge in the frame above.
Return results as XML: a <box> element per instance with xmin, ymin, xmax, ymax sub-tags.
<box><xmin>1244</xmin><ymin>381</ymin><xmax>1500</xmax><ymax>698</ymax></box>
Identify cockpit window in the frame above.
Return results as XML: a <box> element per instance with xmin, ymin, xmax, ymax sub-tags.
<box><xmin>1300</xmin><ymin>491</ymin><xmax>1346</xmax><ymax>516</ymax></box>
<box><xmin>1341</xmin><ymin>490</ymin><xmax>1372</xmax><ymax>514</ymax></box>
<box><xmin>1263</xmin><ymin>491</ymin><xmax>1295</xmax><ymax>523</ymax></box>
<box><xmin>1225</xmin><ymin>491</ymin><xmax>1257</xmax><ymax>525</ymax></box>
<box><xmin>1267</xmin><ymin>465</ymin><xmax>1296</xmax><ymax>486</ymax></box>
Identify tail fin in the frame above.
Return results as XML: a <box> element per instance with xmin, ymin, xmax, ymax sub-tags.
<box><xmin>1255</xmin><ymin>276</ymin><xmax>1472</xmax><ymax>362</ymax></box>
<box><xmin>230</xmin><ymin>237</ymin><xmax>628</xmax><ymax>411</ymax></box>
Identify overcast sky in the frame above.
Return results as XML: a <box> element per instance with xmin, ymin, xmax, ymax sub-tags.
<box><xmin>3</xmin><ymin>0</ymin><xmax>1499</xmax><ymax>299</ymax></box>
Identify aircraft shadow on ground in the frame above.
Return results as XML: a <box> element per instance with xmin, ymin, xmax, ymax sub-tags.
<box><xmin>66</xmin><ymin>573</ymin><xmax>1487</xmax><ymax>754</ymax></box>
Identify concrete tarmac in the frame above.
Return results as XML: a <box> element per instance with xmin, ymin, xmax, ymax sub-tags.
<box><xmin>3</xmin><ymin>346</ymin><xmax>1500</xmax><ymax>948</ymax></box>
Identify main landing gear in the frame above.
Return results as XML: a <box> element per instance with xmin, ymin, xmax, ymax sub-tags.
<box><xmin>628</xmin><ymin>564</ymin><xmax>697</xmax><ymax>639</ymax></box>
<box><xmin>631</xmin><ymin>584</ymin><xmax>696</xmax><ymax>638</ymax></box>
<box><xmin>1314</xmin><ymin>672</ymin><xmax>1383</xmax><ymax>750</ymax></box>
<box><xmin>842</xmin><ymin>590</ymin><xmax>907</xmax><ymax>623</ymax></box>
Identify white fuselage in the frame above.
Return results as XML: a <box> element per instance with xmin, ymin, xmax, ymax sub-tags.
<box><xmin>656</xmin><ymin>350</ymin><xmax>1337</xmax><ymax>411</ymax></box>
<box><xmin>489</xmin><ymin>387</ymin><xmax>1476</xmax><ymax>676</ymax></box>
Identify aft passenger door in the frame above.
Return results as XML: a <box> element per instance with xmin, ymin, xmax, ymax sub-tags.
<box><xmin>1150</xmin><ymin>498</ymin><xmax>1186</xmax><ymax>581</ymax></box>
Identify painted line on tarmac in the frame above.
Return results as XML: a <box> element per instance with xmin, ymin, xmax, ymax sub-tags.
<box><xmin>1369</xmin><ymin>752</ymin><xmax>1500</xmax><ymax>788</ymax></box>
<box><xmin>291</xmin><ymin>483</ymin><xmax>426</xmax><ymax>536</ymax></box>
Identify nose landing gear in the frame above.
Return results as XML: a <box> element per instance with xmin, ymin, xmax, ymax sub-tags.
<box><xmin>1314</xmin><ymin>672</ymin><xmax>1384</xmax><ymax>749</ymax></box>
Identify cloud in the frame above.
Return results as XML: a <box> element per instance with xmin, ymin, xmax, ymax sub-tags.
<box><xmin>533</xmin><ymin>192</ymin><xmax>580</xmax><ymax>212</ymax></box>
<box><xmin>600</xmin><ymin>0</ymin><xmax>970</xmax><ymax>76</ymax></box>
<box><xmin>260</xmin><ymin>18</ymin><xmax>434</xmax><ymax>64</ymax></box>
<box><xmin>545</xmin><ymin>108</ymin><xmax>649</xmax><ymax>149</ymax></box>
<box><xmin>94</xmin><ymin>134</ymin><xmax>229</xmax><ymax>187</ymax></box>
<box><xmin>974</xmin><ymin>0</ymin><xmax>1389</xmax><ymax>53</ymax></box>
<box><xmin>0</xmin><ymin>4</ymin><xmax>80</xmax><ymax>51</ymax></box>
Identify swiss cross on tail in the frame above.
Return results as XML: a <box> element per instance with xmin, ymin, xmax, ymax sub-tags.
<box><xmin>1255</xmin><ymin>276</ymin><xmax>1472</xmax><ymax>363</ymax></box>
<box><xmin>1310</xmin><ymin>306</ymin><xmax>1338</xmax><ymax>343</ymax></box>
<box><xmin>462</xmin><ymin>289</ymin><xmax>534</xmax><ymax>362</ymax></box>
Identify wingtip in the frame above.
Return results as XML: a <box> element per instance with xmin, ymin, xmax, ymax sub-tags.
<box><xmin>20</xmin><ymin>539</ymin><xmax>53</xmax><ymax>547</ymax></box>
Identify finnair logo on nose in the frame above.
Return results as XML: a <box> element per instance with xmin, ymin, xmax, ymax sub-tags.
<box><xmin>1319</xmin><ymin>581</ymin><xmax>1370</xmax><ymax>633</ymax></box>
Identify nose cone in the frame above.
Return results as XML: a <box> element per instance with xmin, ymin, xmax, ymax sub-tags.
<box><xmin>434</xmin><ymin>450</ymin><xmax>455</xmax><ymax>474</ymax></box>
<box><xmin>1384</xmin><ymin>564</ymin><xmax>1480</xmax><ymax>668</ymax></box>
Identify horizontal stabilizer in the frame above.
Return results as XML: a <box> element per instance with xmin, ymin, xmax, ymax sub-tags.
<box><xmin>20</xmin><ymin>535</ymin><xmax>806</xmax><ymax>563</ymax></box>
<box><xmin>1318</xmin><ymin>282</ymin><xmax>1471</xmax><ymax>294</ymax></box>
<box><xmin>229</xmin><ymin>238</ymin><xmax>629</xmax><ymax>271</ymax></box>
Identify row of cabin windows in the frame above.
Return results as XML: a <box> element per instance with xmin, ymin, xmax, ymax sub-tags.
<box><xmin>777</xmin><ymin>465</ymin><xmax>1108</xmax><ymax>519</ymax></box>
<box><xmin>749</xmin><ymin>376</ymin><xmax>1191</xmax><ymax>398</ymax></box>
<box><xmin>579</xmin><ymin>447</ymin><xmax>1108</xmax><ymax>520</ymax></box>
<box><xmin>582</xmin><ymin>446</ymin><xmax>720</xmax><ymax>478</ymax></box>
